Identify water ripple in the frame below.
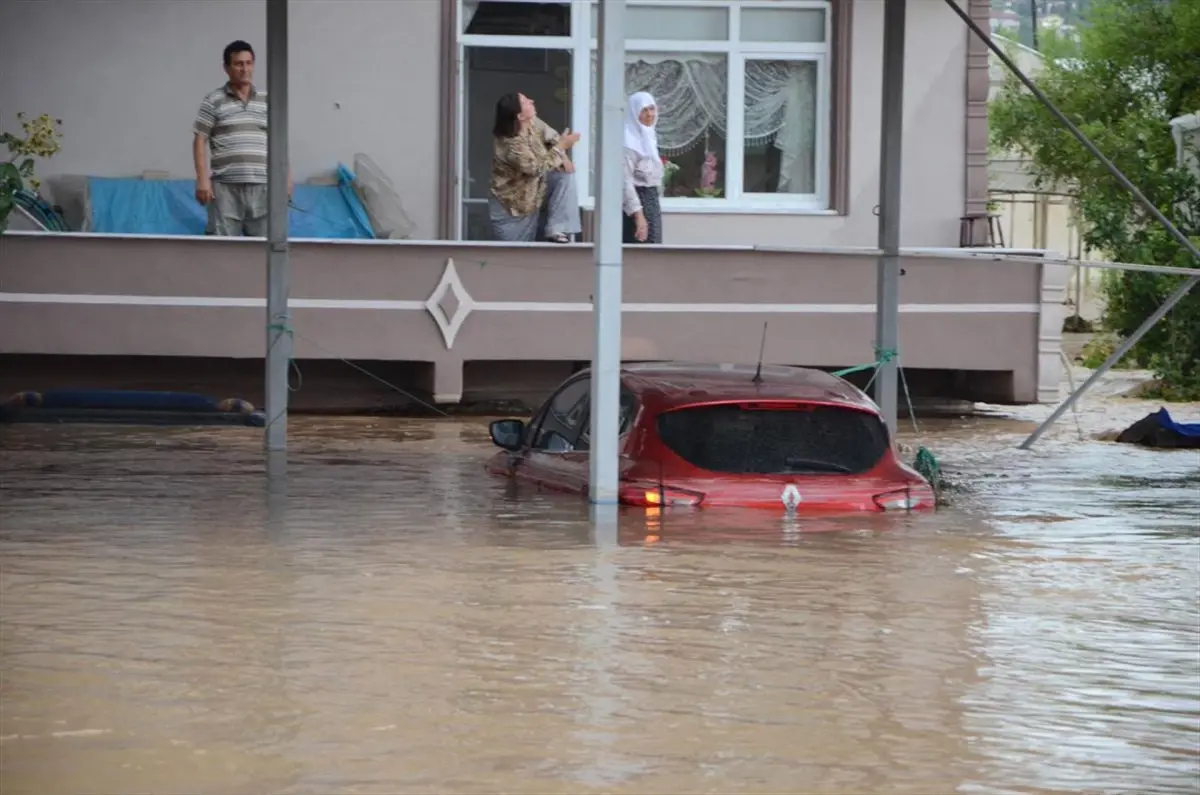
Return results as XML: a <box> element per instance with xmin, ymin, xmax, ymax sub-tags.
<box><xmin>1</xmin><ymin>415</ymin><xmax>1197</xmax><ymax>795</ymax></box>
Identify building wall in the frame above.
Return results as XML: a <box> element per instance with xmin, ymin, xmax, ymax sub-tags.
<box><xmin>1</xmin><ymin>0</ymin><xmax>977</xmax><ymax>248</ymax></box>
<box><xmin>0</xmin><ymin>0</ymin><xmax>443</xmax><ymax>239</ymax></box>
<box><xmin>667</xmin><ymin>0</ymin><xmax>973</xmax><ymax>248</ymax></box>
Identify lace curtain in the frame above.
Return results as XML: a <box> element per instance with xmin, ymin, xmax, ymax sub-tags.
<box><xmin>590</xmin><ymin>54</ymin><xmax>818</xmax><ymax>194</ymax></box>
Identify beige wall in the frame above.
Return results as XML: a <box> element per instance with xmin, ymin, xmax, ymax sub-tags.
<box><xmin>0</xmin><ymin>0</ymin><xmax>443</xmax><ymax>239</ymax></box>
<box><xmin>2</xmin><ymin>0</ymin><xmax>979</xmax><ymax>249</ymax></box>
<box><xmin>0</xmin><ymin>233</ymin><xmax>1071</xmax><ymax>405</ymax></box>
<box><xmin>669</xmin><ymin>0</ymin><xmax>973</xmax><ymax>248</ymax></box>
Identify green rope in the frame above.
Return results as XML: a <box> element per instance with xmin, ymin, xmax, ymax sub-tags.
<box><xmin>267</xmin><ymin>319</ymin><xmax>303</xmax><ymax>393</ymax></box>
<box><xmin>913</xmin><ymin>445</ymin><xmax>945</xmax><ymax>501</ymax></box>
<box><xmin>832</xmin><ymin>347</ymin><xmax>897</xmax><ymax>379</ymax></box>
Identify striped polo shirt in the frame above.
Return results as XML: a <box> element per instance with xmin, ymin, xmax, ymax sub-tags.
<box><xmin>193</xmin><ymin>83</ymin><xmax>269</xmax><ymax>184</ymax></box>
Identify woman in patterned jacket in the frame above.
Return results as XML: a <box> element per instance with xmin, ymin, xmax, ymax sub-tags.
<box><xmin>489</xmin><ymin>92</ymin><xmax>582</xmax><ymax>243</ymax></box>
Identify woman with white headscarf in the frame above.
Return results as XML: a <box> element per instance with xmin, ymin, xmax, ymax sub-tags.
<box><xmin>622</xmin><ymin>91</ymin><xmax>665</xmax><ymax>244</ymax></box>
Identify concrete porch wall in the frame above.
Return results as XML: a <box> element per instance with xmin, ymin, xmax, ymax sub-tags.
<box><xmin>0</xmin><ymin>232</ymin><xmax>1068</xmax><ymax>408</ymax></box>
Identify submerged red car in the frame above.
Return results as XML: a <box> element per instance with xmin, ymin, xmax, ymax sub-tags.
<box><xmin>485</xmin><ymin>362</ymin><xmax>935</xmax><ymax>513</ymax></box>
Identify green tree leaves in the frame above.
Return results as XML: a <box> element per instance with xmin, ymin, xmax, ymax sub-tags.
<box><xmin>990</xmin><ymin>0</ymin><xmax>1200</xmax><ymax>398</ymax></box>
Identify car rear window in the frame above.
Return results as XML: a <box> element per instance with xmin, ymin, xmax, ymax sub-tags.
<box><xmin>656</xmin><ymin>403</ymin><xmax>890</xmax><ymax>475</ymax></box>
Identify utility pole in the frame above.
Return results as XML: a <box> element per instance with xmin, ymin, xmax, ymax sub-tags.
<box><xmin>874</xmin><ymin>0</ymin><xmax>908</xmax><ymax>439</ymax></box>
<box><xmin>265</xmin><ymin>0</ymin><xmax>292</xmax><ymax>455</ymax></box>
<box><xmin>1030</xmin><ymin>0</ymin><xmax>1040</xmax><ymax>50</ymax></box>
<box><xmin>588</xmin><ymin>0</ymin><xmax>627</xmax><ymax>505</ymax></box>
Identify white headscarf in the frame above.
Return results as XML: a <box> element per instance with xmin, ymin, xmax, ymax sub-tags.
<box><xmin>623</xmin><ymin>91</ymin><xmax>659</xmax><ymax>160</ymax></box>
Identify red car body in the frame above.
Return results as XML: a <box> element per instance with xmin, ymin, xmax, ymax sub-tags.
<box><xmin>485</xmin><ymin>362</ymin><xmax>936</xmax><ymax>513</ymax></box>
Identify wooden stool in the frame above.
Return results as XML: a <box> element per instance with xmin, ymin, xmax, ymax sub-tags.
<box><xmin>959</xmin><ymin>213</ymin><xmax>1005</xmax><ymax>247</ymax></box>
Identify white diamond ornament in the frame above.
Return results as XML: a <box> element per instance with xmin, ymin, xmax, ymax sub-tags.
<box><xmin>425</xmin><ymin>258</ymin><xmax>475</xmax><ymax>349</ymax></box>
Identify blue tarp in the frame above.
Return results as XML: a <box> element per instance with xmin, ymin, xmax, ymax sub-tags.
<box><xmin>1115</xmin><ymin>407</ymin><xmax>1200</xmax><ymax>449</ymax></box>
<box><xmin>1155</xmin><ymin>407</ymin><xmax>1200</xmax><ymax>437</ymax></box>
<box><xmin>35</xmin><ymin>389</ymin><xmax>224</xmax><ymax>412</ymax></box>
<box><xmin>86</xmin><ymin>163</ymin><xmax>374</xmax><ymax>238</ymax></box>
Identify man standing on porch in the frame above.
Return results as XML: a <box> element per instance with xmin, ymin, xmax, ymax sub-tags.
<box><xmin>192</xmin><ymin>40</ymin><xmax>289</xmax><ymax>236</ymax></box>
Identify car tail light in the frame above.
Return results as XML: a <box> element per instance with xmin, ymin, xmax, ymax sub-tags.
<box><xmin>620</xmin><ymin>484</ymin><xmax>705</xmax><ymax>508</ymax></box>
<box><xmin>872</xmin><ymin>488</ymin><xmax>927</xmax><ymax>512</ymax></box>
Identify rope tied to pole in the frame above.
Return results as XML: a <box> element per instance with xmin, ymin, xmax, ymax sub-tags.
<box><xmin>831</xmin><ymin>347</ymin><xmax>897</xmax><ymax>380</ymax></box>
<box><xmin>267</xmin><ymin>315</ymin><xmax>303</xmax><ymax>393</ymax></box>
<box><xmin>264</xmin><ymin>318</ymin><xmax>451</xmax><ymax>417</ymax></box>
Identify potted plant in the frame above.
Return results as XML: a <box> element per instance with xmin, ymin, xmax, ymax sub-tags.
<box><xmin>0</xmin><ymin>112</ymin><xmax>64</xmax><ymax>231</ymax></box>
<box><xmin>661</xmin><ymin>156</ymin><xmax>681</xmax><ymax>189</ymax></box>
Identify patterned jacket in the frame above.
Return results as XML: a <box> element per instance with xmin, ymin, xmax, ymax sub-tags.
<box><xmin>490</xmin><ymin>118</ymin><xmax>565</xmax><ymax>217</ymax></box>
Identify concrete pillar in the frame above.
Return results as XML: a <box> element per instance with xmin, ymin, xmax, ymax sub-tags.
<box><xmin>432</xmin><ymin>358</ymin><xmax>464</xmax><ymax>404</ymax></box>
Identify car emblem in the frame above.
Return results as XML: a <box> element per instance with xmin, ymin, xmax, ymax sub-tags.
<box><xmin>781</xmin><ymin>484</ymin><xmax>802</xmax><ymax>512</ymax></box>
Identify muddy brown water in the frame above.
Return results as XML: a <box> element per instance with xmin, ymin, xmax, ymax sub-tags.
<box><xmin>1</xmin><ymin>404</ymin><xmax>1198</xmax><ymax>795</ymax></box>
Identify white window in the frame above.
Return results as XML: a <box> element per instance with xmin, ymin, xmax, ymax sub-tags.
<box><xmin>454</xmin><ymin>0</ymin><xmax>833</xmax><ymax>239</ymax></box>
<box><xmin>582</xmin><ymin>1</ymin><xmax>832</xmax><ymax>212</ymax></box>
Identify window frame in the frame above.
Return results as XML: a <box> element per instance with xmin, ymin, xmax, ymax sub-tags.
<box><xmin>734</xmin><ymin>53</ymin><xmax>830</xmax><ymax>209</ymax></box>
<box><xmin>579</xmin><ymin>0</ymin><xmax>834</xmax><ymax>213</ymax></box>
<box><xmin>453</xmin><ymin>0</ymin><xmax>837</xmax><ymax>237</ymax></box>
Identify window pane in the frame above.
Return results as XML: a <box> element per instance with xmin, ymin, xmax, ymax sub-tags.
<box><xmin>657</xmin><ymin>403</ymin><xmax>889</xmax><ymax>475</ymax></box>
<box><xmin>743</xmin><ymin>60</ymin><xmax>818</xmax><ymax>196</ymax></box>
<box><xmin>533</xmin><ymin>378</ymin><xmax>590</xmax><ymax>451</ymax></box>
<box><xmin>463</xmin><ymin>199</ymin><xmax>491</xmax><ymax>240</ymax></box>
<box><xmin>464</xmin><ymin>1</ymin><xmax>570</xmax><ymax>36</ymax></box>
<box><xmin>739</xmin><ymin>8</ymin><xmax>825</xmax><ymax>43</ymax></box>
<box><xmin>577</xmin><ymin>390</ymin><xmax>637</xmax><ymax>450</ymax></box>
<box><xmin>588</xmin><ymin>52</ymin><xmax>729</xmax><ymax>200</ymax></box>
<box><xmin>590</xmin><ymin>4</ymin><xmax>728</xmax><ymax>40</ymax></box>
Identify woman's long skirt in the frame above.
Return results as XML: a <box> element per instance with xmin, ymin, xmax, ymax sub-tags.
<box><xmin>622</xmin><ymin>185</ymin><xmax>663</xmax><ymax>244</ymax></box>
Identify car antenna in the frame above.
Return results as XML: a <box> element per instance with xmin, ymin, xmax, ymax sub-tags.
<box><xmin>752</xmin><ymin>321</ymin><xmax>768</xmax><ymax>385</ymax></box>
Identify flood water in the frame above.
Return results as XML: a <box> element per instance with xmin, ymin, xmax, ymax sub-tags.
<box><xmin>2</xmin><ymin>383</ymin><xmax>1198</xmax><ymax>795</ymax></box>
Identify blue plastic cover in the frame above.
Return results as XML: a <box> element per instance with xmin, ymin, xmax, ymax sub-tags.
<box><xmin>1155</xmin><ymin>408</ymin><xmax>1200</xmax><ymax>437</ymax></box>
<box><xmin>37</xmin><ymin>390</ymin><xmax>222</xmax><ymax>412</ymax></box>
<box><xmin>86</xmin><ymin>164</ymin><xmax>375</xmax><ymax>238</ymax></box>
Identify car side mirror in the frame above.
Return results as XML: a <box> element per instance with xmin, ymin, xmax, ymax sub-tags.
<box><xmin>489</xmin><ymin>418</ymin><xmax>526</xmax><ymax>451</ymax></box>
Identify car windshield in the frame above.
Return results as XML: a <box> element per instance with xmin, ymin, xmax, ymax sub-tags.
<box><xmin>656</xmin><ymin>402</ymin><xmax>890</xmax><ymax>475</ymax></box>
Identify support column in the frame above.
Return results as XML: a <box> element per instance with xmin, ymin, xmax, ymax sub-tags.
<box><xmin>432</xmin><ymin>358</ymin><xmax>464</xmax><ymax>405</ymax></box>
<box><xmin>265</xmin><ymin>0</ymin><xmax>292</xmax><ymax>453</ymax></box>
<box><xmin>874</xmin><ymin>0</ymin><xmax>907</xmax><ymax>438</ymax></box>
<box><xmin>588</xmin><ymin>0</ymin><xmax>627</xmax><ymax>505</ymax></box>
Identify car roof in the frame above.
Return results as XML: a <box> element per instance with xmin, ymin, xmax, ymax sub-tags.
<box><xmin>583</xmin><ymin>361</ymin><xmax>880</xmax><ymax>413</ymax></box>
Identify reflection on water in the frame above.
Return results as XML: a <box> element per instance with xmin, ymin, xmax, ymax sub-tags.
<box><xmin>1</xmin><ymin>412</ymin><xmax>1197</xmax><ymax>795</ymax></box>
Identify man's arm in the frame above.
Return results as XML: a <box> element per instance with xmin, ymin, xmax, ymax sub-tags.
<box><xmin>193</xmin><ymin>95</ymin><xmax>216</xmax><ymax>204</ymax></box>
<box><xmin>192</xmin><ymin>133</ymin><xmax>208</xmax><ymax>181</ymax></box>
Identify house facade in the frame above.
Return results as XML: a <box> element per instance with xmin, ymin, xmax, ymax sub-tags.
<box><xmin>1</xmin><ymin>0</ymin><xmax>990</xmax><ymax>246</ymax></box>
<box><xmin>0</xmin><ymin>0</ymin><xmax>1070</xmax><ymax>411</ymax></box>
